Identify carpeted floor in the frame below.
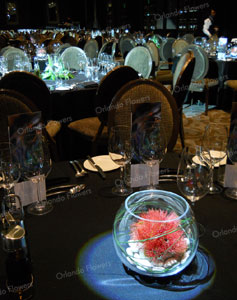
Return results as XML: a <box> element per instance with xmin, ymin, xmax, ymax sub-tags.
<box><xmin>173</xmin><ymin>104</ymin><xmax>231</xmax><ymax>153</ymax></box>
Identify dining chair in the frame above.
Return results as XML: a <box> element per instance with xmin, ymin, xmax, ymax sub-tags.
<box><xmin>120</xmin><ymin>37</ymin><xmax>136</xmax><ymax>59</ymax></box>
<box><xmin>107</xmin><ymin>78</ymin><xmax>180</xmax><ymax>152</ymax></box>
<box><xmin>124</xmin><ymin>46</ymin><xmax>153</xmax><ymax>79</ymax></box>
<box><xmin>59</xmin><ymin>46</ymin><xmax>88</xmax><ymax>71</ymax></box>
<box><xmin>98</xmin><ymin>41</ymin><xmax>116</xmax><ymax>60</ymax></box>
<box><xmin>182</xmin><ymin>44</ymin><xmax>219</xmax><ymax>115</ymax></box>
<box><xmin>67</xmin><ymin>65</ymin><xmax>139</xmax><ymax>156</ymax></box>
<box><xmin>144</xmin><ymin>40</ymin><xmax>160</xmax><ymax>78</ymax></box>
<box><xmin>0</xmin><ymin>93</ymin><xmax>32</xmax><ymax>143</ymax></box>
<box><xmin>0</xmin><ymin>71</ymin><xmax>51</xmax><ymax>122</ymax></box>
<box><xmin>83</xmin><ymin>39</ymin><xmax>99</xmax><ymax>59</ymax></box>
<box><xmin>1</xmin><ymin>46</ymin><xmax>31</xmax><ymax>72</ymax></box>
<box><xmin>0</xmin><ymin>88</ymin><xmax>60</xmax><ymax>161</ymax></box>
<box><xmin>172</xmin><ymin>51</ymin><xmax>196</xmax><ymax>148</ymax></box>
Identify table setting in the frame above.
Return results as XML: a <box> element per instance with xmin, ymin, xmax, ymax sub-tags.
<box><xmin>1</xmin><ymin>105</ymin><xmax>237</xmax><ymax>300</ymax></box>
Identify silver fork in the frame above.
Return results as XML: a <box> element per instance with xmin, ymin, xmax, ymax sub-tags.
<box><xmin>69</xmin><ymin>161</ymin><xmax>85</xmax><ymax>178</ymax></box>
<box><xmin>74</xmin><ymin>160</ymin><xmax>88</xmax><ymax>176</ymax></box>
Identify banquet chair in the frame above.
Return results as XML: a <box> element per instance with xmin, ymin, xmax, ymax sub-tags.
<box><xmin>183</xmin><ymin>44</ymin><xmax>219</xmax><ymax>115</ymax></box>
<box><xmin>172</xmin><ymin>51</ymin><xmax>196</xmax><ymax>148</ymax></box>
<box><xmin>124</xmin><ymin>46</ymin><xmax>153</xmax><ymax>79</ymax></box>
<box><xmin>144</xmin><ymin>40</ymin><xmax>160</xmax><ymax>78</ymax></box>
<box><xmin>108</xmin><ymin>79</ymin><xmax>180</xmax><ymax>152</ymax></box>
<box><xmin>67</xmin><ymin>66</ymin><xmax>139</xmax><ymax>157</ymax></box>
<box><xmin>0</xmin><ymin>46</ymin><xmax>31</xmax><ymax>72</ymax></box>
<box><xmin>59</xmin><ymin>46</ymin><xmax>88</xmax><ymax>71</ymax></box>
<box><xmin>0</xmin><ymin>71</ymin><xmax>51</xmax><ymax>122</ymax></box>
<box><xmin>155</xmin><ymin>37</ymin><xmax>176</xmax><ymax>85</ymax></box>
<box><xmin>0</xmin><ymin>89</ymin><xmax>60</xmax><ymax>161</ymax></box>
<box><xmin>98</xmin><ymin>41</ymin><xmax>116</xmax><ymax>60</ymax></box>
<box><xmin>0</xmin><ymin>93</ymin><xmax>32</xmax><ymax>143</ymax></box>
<box><xmin>83</xmin><ymin>39</ymin><xmax>99</xmax><ymax>59</ymax></box>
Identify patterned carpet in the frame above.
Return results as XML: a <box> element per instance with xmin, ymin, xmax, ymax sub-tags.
<box><xmin>173</xmin><ymin>105</ymin><xmax>231</xmax><ymax>153</ymax></box>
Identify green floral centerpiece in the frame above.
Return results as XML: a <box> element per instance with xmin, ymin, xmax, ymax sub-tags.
<box><xmin>38</xmin><ymin>55</ymin><xmax>74</xmax><ymax>81</ymax></box>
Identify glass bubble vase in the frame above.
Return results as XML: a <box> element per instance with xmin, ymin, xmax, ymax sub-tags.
<box><xmin>113</xmin><ymin>190</ymin><xmax>199</xmax><ymax>277</ymax></box>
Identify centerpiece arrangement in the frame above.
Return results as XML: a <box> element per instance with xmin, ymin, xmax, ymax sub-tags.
<box><xmin>36</xmin><ymin>54</ymin><xmax>74</xmax><ymax>81</ymax></box>
<box><xmin>113</xmin><ymin>190</ymin><xmax>198</xmax><ymax>277</ymax></box>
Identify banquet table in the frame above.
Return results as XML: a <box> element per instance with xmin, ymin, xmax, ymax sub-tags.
<box><xmin>0</xmin><ymin>152</ymin><xmax>237</xmax><ymax>300</ymax></box>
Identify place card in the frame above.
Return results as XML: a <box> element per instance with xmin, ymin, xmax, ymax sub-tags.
<box><xmin>14</xmin><ymin>175</ymin><xmax>46</xmax><ymax>207</ymax></box>
<box><xmin>224</xmin><ymin>165</ymin><xmax>237</xmax><ymax>187</ymax></box>
<box><xmin>130</xmin><ymin>163</ymin><xmax>159</xmax><ymax>188</ymax></box>
<box><xmin>130</xmin><ymin>101</ymin><xmax>161</xmax><ymax>188</ymax></box>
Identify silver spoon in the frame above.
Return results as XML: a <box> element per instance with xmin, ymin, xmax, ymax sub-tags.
<box><xmin>74</xmin><ymin>160</ymin><xmax>88</xmax><ymax>176</ymax></box>
<box><xmin>69</xmin><ymin>161</ymin><xmax>85</xmax><ymax>177</ymax></box>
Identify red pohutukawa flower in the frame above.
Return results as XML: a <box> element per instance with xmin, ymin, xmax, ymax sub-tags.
<box><xmin>130</xmin><ymin>209</ymin><xmax>188</xmax><ymax>262</ymax></box>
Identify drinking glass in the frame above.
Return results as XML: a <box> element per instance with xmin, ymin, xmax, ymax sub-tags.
<box><xmin>139</xmin><ymin>121</ymin><xmax>167</xmax><ymax>189</ymax></box>
<box><xmin>108</xmin><ymin>125</ymin><xmax>133</xmax><ymax>196</ymax></box>
<box><xmin>225</xmin><ymin>121</ymin><xmax>237</xmax><ymax>199</ymax></box>
<box><xmin>21</xmin><ymin>135</ymin><xmax>53</xmax><ymax>215</ymax></box>
<box><xmin>201</xmin><ymin>123</ymin><xmax>228</xmax><ymax>194</ymax></box>
<box><xmin>177</xmin><ymin>146</ymin><xmax>211</xmax><ymax>236</ymax></box>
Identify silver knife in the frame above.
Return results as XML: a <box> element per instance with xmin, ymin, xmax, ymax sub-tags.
<box><xmin>87</xmin><ymin>155</ymin><xmax>106</xmax><ymax>179</ymax></box>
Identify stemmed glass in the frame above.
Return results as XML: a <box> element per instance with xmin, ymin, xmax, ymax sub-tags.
<box><xmin>0</xmin><ymin>142</ymin><xmax>21</xmax><ymax>214</ymax></box>
<box><xmin>139</xmin><ymin>121</ymin><xmax>167</xmax><ymax>189</ymax></box>
<box><xmin>21</xmin><ymin>134</ymin><xmax>53</xmax><ymax>215</ymax></box>
<box><xmin>108</xmin><ymin>125</ymin><xmax>133</xmax><ymax>196</ymax></box>
<box><xmin>201</xmin><ymin>123</ymin><xmax>228</xmax><ymax>194</ymax></box>
<box><xmin>177</xmin><ymin>146</ymin><xmax>211</xmax><ymax>236</ymax></box>
<box><xmin>225</xmin><ymin>120</ymin><xmax>237</xmax><ymax>199</ymax></box>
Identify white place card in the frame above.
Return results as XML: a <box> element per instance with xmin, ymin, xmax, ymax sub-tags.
<box><xmin>14</xmin><ymin>175</ymin><xmax>46</xmax><ymax>207</ymax></box>
<box><xmin>224</xmin><ymin>165</ymin><xmax>237</xmax><ymax>187</ymax></box>
<box><xmin>130</xmin><ymin>163</ymin><xmax>159</xmax><ymax>188</ymax></box>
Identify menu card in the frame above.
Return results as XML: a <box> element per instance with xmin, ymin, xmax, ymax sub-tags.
<box><xmin>8</xmin><ymin>111</ymin><xmax>46</xmax><ymax>206</ymax></box>
<box><xmin>130</xmin><ymin>102</ymin><xmax>161</xmax><ymax>188</ymax></box>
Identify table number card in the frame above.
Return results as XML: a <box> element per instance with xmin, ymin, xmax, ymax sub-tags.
<box><xmin>130</xmin><ymin>102</ymin><xmax>161</xmax><ymax>187</ymax></box>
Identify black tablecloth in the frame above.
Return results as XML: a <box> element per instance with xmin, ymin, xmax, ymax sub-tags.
<box><xmin>0</xmin><ymin>152</ymin><xmax>237</xmax><ymax>300</ymax></box>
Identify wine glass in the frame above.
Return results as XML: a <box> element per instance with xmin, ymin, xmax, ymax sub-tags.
<box><xmin>21</xmin><ymin>134</ymin><xmax>53</xmax><ymax>215</ymax></box>
<box><xmin>139</xmin><ymin>121</ymin><xmax>167</xmax><ymax>189</ymax></box>
<box><xmin>177</xmin><ymin>146</ymin><xmax>211</xmax><ymax>236</ymax></box>
<box><xmin>225</xmin><ymin>120</ymin><xmax>237</xmax><ymax>199</ymax></box>
<box><xmin>201</xmin><ymin>123</ymin><xmax>228</xmax><ymax>194</ymax></box>
<box><xmin>108</xmin><ymin>125</ymin><xmax>133</xmax><ymax>196</ymax></box>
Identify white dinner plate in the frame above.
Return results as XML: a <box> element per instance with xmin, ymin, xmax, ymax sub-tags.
<box><xmin>83</xmin><ymin>155</ymin><xmax>120</xmax><ymax>172</ymax></box>
<box><xmin>193</xmin><ymin>150</ymin><xmax>227</xmax><ymax>167</ymax></box>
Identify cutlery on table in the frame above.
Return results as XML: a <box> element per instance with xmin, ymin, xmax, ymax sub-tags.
<box><xmin>74</xmin><ymin>160</ymin><xmax>88</xmax><ymax>176</ymax></box>
<box><xmin>87</xmin><ymin>155</ymin><xmax>106</xmax><ymax>179</ymax></box>
<box><xmin>69</xmin><ymin>161</ymin><xmax>85</xmax><ymax>178</ymax></box>
<box><xmin>47</xmin><ymin>184</ymin><xmax>86</xmax><ymax>197</ymax></box>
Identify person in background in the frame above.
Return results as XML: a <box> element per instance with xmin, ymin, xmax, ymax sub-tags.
<box><xmin>203</xmin><ymin>9</ymin><xmax>218</xmax><ymax>39</ymax></box>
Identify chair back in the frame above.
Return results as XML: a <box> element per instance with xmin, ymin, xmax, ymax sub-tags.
<box><xmin>120</xmin><ymin>37</ymin><xmax>136</xmax><ymax>59</ymax></box>
<box><xmin>84</xmin><ymin>39</ymin><xmax>99</xmax><ymax>59</ymax></box>
<box><xmin>0</xmin><ymin>93</ymin><xmax>32</xmax><ymax>142</ymax></box>
<box><xmin>94</xmin><ymin>65</ymin><xmax>139</xmax><ymax>125</ymax></box>
<box><xmin>159</xmin><ymin>37</ymin><xmax>175</xmax><ymax>61</ymax></box>
<box><xmin>59</xmin><ymin>46</ymin><xmax>88</xmax><ymax>71</ymax></box>
<box><xmin>181</xmin><ymin>44</ymin><xmax>209</xmax><ymax>81</ymax></box>
<box><xmin>145</xmin><ymin>40</ymin><xmax>160</xmax><ymax>70</ymax></box>
<box><xmin>108</xmin><ymin>79</ymin><xmax>180</xmax><ymax>151</ymax></box>
<box><xmin>98</xmin><ymin>41</ymin><xmax>116</xmax><ymax>59</ymax></box>
<box><xmin>0</xmin><ymin>71</ymin><xmax>51</xmax><ymax>122</ymax></box>
<box><xmin>1</xmin><ymin>46</ymin><xmax>31</xmax><ymax>72</ymax></box>
<box><xmin>172</xmin><ymin>51</ymin><xmax>196</xmax><ymax>110</ymax></box>
<box><xmin>124</xmin><ymin>46</ymin><xmax>153</xmax><ymax>79</ymax></box>
<box><xmin>172</xmin><ymin>38</ymin><xmax>189</xmax><ymax>58</ymax></box>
